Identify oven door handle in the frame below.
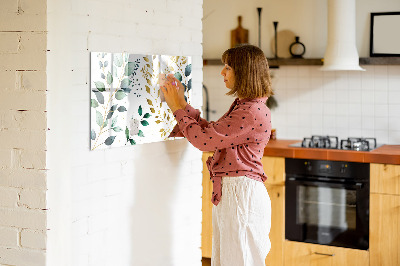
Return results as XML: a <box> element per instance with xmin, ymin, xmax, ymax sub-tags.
<box><xmin>287</xmin><ymin>177</ymin><xmax>364</xmax><ymax>189</ymax></box>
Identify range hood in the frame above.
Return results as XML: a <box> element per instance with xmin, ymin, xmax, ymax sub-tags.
<box><xmin>320</xmin><ymin>0</ymin><xmax>365</xmax><ymax>71</ymax></box>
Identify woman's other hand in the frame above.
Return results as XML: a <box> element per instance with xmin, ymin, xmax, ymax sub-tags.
<box><xmin>161</xmin><ymin>75</ymin><xmax>187</xmax><ymax>113</ymax></box>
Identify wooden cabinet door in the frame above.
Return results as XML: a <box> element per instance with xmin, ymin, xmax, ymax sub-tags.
<box><xmin>264</xmin><ymin>184</ymin><xmax>284</xmax><ymax>266</ymax></box>
<box><xmin>201</xmin><ymin>152</ymin><xmax>213</xmax><ymax>258</ymax></box>
<box><xmin>370</xmin><ymin>193</ymin><xmax>400</xmax><ymax>266</ymax></box>
<box><xmin>262</xmin><ymin>156</ymin><xmax>285</xmax><ymax>186</ymax></box>
<box><xmin>370</xmin><ymin>163</ymin><xmax>400</xmax><ymax>195</ymax></box>
<box><xmin>284</xmin><ymin>241</ymin><xmax>369</xmax><ymax>266</ymax></box>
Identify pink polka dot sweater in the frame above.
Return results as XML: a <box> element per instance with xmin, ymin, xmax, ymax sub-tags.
<box><xmin>169</xmin><ymin>97</ymin><xmax>272</xmax><ymax>206</ymax></box>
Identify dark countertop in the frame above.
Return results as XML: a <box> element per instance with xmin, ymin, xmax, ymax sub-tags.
<box><xmin>263</xmin><ymin>139</ymin><xmax>400</xmax><ymax>165</ymax></box>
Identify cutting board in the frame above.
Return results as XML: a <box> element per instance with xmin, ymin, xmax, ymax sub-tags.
<box><xmin>231</xmin><ymin>16</ymin><xmax>249</xmax><ymax>48</ymax></box>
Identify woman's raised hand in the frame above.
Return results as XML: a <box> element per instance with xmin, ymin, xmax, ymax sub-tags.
<box><xmin>161</xmin><ymin>75</ymin><xmax>187</xmax><ymax>113</ymax></box>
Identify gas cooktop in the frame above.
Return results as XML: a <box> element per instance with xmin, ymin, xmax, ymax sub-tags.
<box><xmin>289</xmin><ymin>135</ymin><xmax>382</xmax><ymax>151</ymax></box>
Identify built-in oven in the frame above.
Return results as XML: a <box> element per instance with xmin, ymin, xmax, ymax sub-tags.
<box><xmin>285</xmin><ymin>158</ymin><xmax>370</xmax><ymax>250</ymax></box>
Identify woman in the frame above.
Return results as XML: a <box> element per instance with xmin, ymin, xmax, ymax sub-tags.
<box><xmin>162</xmin><ymin>44</ymin><xmax>273</xmax><ymax>266</ymax></box>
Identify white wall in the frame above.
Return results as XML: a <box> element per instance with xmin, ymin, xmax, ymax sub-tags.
<box><xmin>47</xmin><ymin>0</ymin><xmax>203</xmax><ymax>266</ymax></box>
<box><xmin>0</xmin><ymin>0</ymin><xmax>48</xmax><ymax>265</ymax></box>
<box><xmin>203</xmin><ymin>0</ymin><xmax>400</xmax><ymax>145</ymax></box>
<box><xmin>203</xmin><ymin>0</ymin><xmax>400</xmax><ymax>58</ymax></box>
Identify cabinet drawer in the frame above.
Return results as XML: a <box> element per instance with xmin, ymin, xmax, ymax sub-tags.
<box><xmin>284</xmin><ymin>241</ymin><xmax>369</xmax><ymax>266</ymax></box>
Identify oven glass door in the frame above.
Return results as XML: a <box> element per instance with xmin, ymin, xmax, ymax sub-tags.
<box><xmin>286</xmin><ymin>179</ymin><xmax>369</xmax><ymax>250</ymax></box>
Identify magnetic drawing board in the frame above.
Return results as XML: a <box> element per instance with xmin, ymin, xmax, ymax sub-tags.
<box><xmin>90</xmin><ymin>52</ymin><xmax>192</xmax><ymax>150</ymax></box>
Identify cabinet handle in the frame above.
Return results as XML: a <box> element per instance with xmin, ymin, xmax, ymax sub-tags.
<box><xmin>314</xmin><ymin>252</ymin><xmax>335</xmax><ymax>257</ymax></box>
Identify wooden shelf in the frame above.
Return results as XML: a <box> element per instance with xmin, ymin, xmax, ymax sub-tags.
<box><xmin>203</xmin><ymin>57</ymin><xmax>400</xmax><ymax>67</ymax></box>
<box><xmin>359</xmin><ymin>57</ymin><xmax>400</xmax><ymax>65</ymax></box>
<box><xmin>203</xmin><ymin>58</ymin><xmax>323</xmax><ymax>67</ymax></box>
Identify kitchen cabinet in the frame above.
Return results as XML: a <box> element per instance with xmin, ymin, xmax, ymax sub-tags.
<box><xmin>284</xmin><ymin>241</ymin><xmax>369</xmax><ymax>266</ymax></box>
<box><xmin>201</xmin><ymin>152</ymin><xmax>213</xmax><ymax>258</ymax></box>
<box><xmin>370</xmin><ymin>163</ymin><xmax>400</xmax><ymax>266</ymax></box>
<box><xmin>201</xmin><ymin>154</ymin><xmax>286</xmax><ymax>266</ymax></box>
<box><xmin>261</xmin><ymin>156</ymin><xmax>285</xmax><ymax>266</ymax></box>
<box><xmin>370</xmin><ymin>163</ymin><xmax>400</xmax><ymax>195</ymax></box>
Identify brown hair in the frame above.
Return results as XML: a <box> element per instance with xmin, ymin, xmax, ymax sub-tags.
<box><xmin>221</xmin><ymin>44</ymin><xmax>273</xmax><ymax>99</ymax></box>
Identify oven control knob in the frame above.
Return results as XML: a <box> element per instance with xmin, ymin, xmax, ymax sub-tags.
<box><xmin>304</xmin><ymin>162</ymin><xmax>312</xmax><ymax>171</ymax></box>
<box><xmin>340</xmin><ymin>164</ymin><xmax>347</xmax><ymax>174</ymax></box>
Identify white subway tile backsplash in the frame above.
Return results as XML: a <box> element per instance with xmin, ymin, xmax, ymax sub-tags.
<box><xmin>374</xmin><ymin>65</ymin><xmax>388</xmax><ymax>77</ymax></box>
<box><xmin>374</xmin><ymin>90</ymin><xmax>388</xmax><ymax>104</ymax></box>
<box><xmin>375</xmin><ymin>117</ymin><xmax>389</xmax><ymax>129</ymax></box>
<box><xmin>286</xmin><ymin>77</ymin><xmax>299</xmax><ymax>89</ymax></box>
<box><xmin>348</xmin><ymin>116</ymin><xmax>362</xmax><ymax>129</ymax></box>
<box><xmin>205</xmin><ymin>65</ymin><xmax>400</xmax><ymax>144</ymax></box>
<box><xmin>361</xmin><ymin>104</ymin><xmax>375</xmax><ymax>116</ymax></box>
<box><xmin>388</xmin><ymin>76</ymin><xmax>400</xmax><ymax>91</ymax></box>
<box><xmin>323</xmin><ymin>103</ymin><xmax>336</xmax><ymax>116</ymax></box>
<box><xmin>389</xmin><ymin>117</ymin><xmax>400</xmax><ymax>131</ymax></box>
<box><xmin>389</xmin><ymin>104</ymin><xmax>400</xmax><ymax>117</ymax></box>
<box><xmin>374</xmin><ymin>130</ymin><xmax>389</xmax><ymax>144</ymax></box>
<box><xmin>362</xmin><ymin>116</ymin><xmax>375</xmax><ymax>130</ymax></box>
<box><xmin>336</xmin><ymin>115</ymin><xmax>348</xmax><ymax>129</ymax></box>
<box><xmin>388</xmin><ymin>131</ymin><xmax>400</xmax><ymax>143</ymax></box>
<box><xmin>375</xmin><ymin>104</ymin><xmax>389</xmax><ymax>117</ymax></box>
<box><xmin>285</xmin><ymin>66</ymin><xmax>298</xmax><ymax>77</ymax></box>
<box><xmin>374</xmin><ymin>77</ymin><xmax>388</xmax><ymax>91</ymax></box>
<box><xmin>362</xmin><ymin>90</ymin><xmax>375</xmax><ymax>104</ymax></box>
<box><xmin>388</xmin><ymin>91</ymin><xmax>400</xmax><ymax>104</ymax></box>
<box><xmin>348</xmin><ymin>90</ymin><xmax>362</xmax><ymax>103</ymax></box>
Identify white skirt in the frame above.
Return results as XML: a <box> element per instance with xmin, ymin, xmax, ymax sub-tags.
<box><xmin>212</xmin><ymin>176</ymin><xmax>271</xmax><ymax>266</ymax></box>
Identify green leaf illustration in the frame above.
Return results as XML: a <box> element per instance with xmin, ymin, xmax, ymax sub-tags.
<box><xmin>141</xmin><ymin>120</ymin><xmax>149</xmax><ymax>126</ymax></box>
<box><xmin>115</xmin><ymin>90</ymin><xmax>127</xmax><ymax>100</ymax></box>
<box><xmin>125</xmin><ymin>127</ymin><xmax>130</xmax><ymax>141</ymax></box>
<box><xmin>101</xmin><ymin>73</ymin><xmax>105</xmax><ymax>79</ymax></box>
<box><xmin>104</xmin><ymin>61</ymin><xmax>108</xmax><ymax>67</ymax></box>
<box><xmin>114</xmin><ymin>54</ymin><xmax>123</xmax><ymax>67</ymax></box>
<box><xmin>120</xmin><ymin>78</ymin><xmax>130</xmax><ymax>89</ymax></box>
<box><xmin>91</xmin><ymin>99</ymin><xmax>99</xmax><ymax>108</ymax></box>
<box><xmin>118</xmin><ymin>106</ymin><xmax>127</xmax><ymax>112</ymax></box>
<box><xmin>111</xmin><ymin>116</ymin><xmax>118</xmax><ymax>128</ymax></box>
<box><xmin>138</xmin><ymin>130</ymin><xmax>145</xmax><ymax>137</ymax></box>
<box><xmin>94</xmin><ymin>91</ymin><xmax>104</xmax><ymax>104</ymax></box>
<box><xmin>113</xmin><ymin>65</ymin><xmax>118</xmax><ymax>77</ymax></box>
<box><xmin>113</xmin><ymin>126</ymin><xmax>123</xmax><ymax>132</ymax></box>
<box><xmin>143</xmin><ymin>113</ymin><xmax>151</xmax><ymax>118</ymax></box>
<box><xmin>96</xmin><ymin>111</ymin><xmax>103</xmax><ymax>127</ymax></box>
<box><xmin>106</xmin><ymin>71</ymin><xmax>113</xmax><ymax>85</ymax></box>
<box><xmin>138</xmin><ymin>105</ymin><xmax>143</xmax><ymax>116</ymax></box>
<box><xmin>94</xmin><ymin>81</ymin><xmax>105</xmax><ymax>92</ymax></box>
<box><xmin>188</xmin><ymin>79</ymin><xmax>192</xmax><ymax>91</ymax></box>
<box><xmin>129</xmin><ymin>139</ymin><xmax>136</xmax><ymax>145</ymax></box>
<box><xmin>104</xmin><ymin>136</ymin><xmax>116</xmax><ymax>146</ymax></box>
<box><xmin>90</xmin><ymin>129</ymin><xmax>96</xmax><ymax>140</ymax></box>
<box><xmin>125</xmin><ymin>62</ymin><xmax>136</xmax><ymax>76</ymax></box>
<box><xmin>174</xmin><ymin>72</ymin><xmax>182</xmax><ymax>82</ymax></box>
<box><xmin>99</xmin><ymin>61</ymin><xmax>103</xmax><ymax>68</ymax></box>
<box><xmin>122</xmin><ymin>87</ymin><xmax>131</xmax><ymax>93</ymax></box>
<box><xmin>185</xmin><ymin>64</ymin><xmax>192</xmax><ymax>77</ymax></box>
<box><xmin>106</xmin><ymin>105</ymin><xmax>116</xmax><ymax>119</ymax></box>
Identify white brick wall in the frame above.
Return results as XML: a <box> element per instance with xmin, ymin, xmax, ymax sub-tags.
<box><xmin>0</xmin><ymin>0</ymin><xmax>48</xmax><ymax>265</ymax></box>
<box><xmin>47</xmin><ymin>1</ymin><xmax>203</xmax><ymax>266</ymax></box>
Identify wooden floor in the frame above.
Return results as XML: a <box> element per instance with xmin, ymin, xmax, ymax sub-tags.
<box><xmin>202</xmin><ymin>257</ymin><xmax>211</xmax><ymax>266</ymax></box>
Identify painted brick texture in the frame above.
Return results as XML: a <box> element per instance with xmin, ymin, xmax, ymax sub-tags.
<box><xmin>46</xmin><ymin>0</ymin><xmax>203</xmax><ymax>266</ymax></box>
<box><xmin>0</xmin><ymin>0</ymin><xmax>48</xmax><ymax>265</ymax></box>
